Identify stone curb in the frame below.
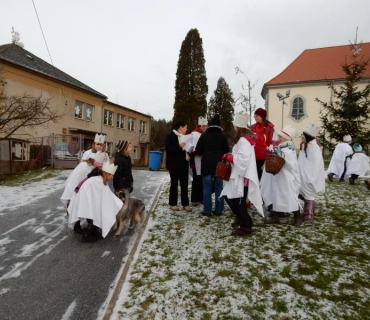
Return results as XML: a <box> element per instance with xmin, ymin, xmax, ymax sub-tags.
<box><xmin>102</xmin><ymin>178</ymin><xmax>167</xmax><ymax>320</ymax></box>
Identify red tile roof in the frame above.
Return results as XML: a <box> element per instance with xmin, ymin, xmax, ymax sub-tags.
<box><xmin>265</xmin><ymin>42</ymin><xmax>370</xmax><ymax>86</ymax></box>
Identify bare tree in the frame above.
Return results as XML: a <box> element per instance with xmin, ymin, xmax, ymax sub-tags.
<box><xmin>235</xmin><ymin>67</ymin><xmax>258</xmax><ymax>126</ymax></box>
<box><xmin>0</xmin><ymin>74</ymin><xmax>64</xmax><ymax>140</ymax></box>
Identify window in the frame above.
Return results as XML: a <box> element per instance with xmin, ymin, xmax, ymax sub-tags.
<box><xmin>105</xmin><ymin>142</ymin><xmax>112</xmax><ymax>156</ymax></box>
<box><xmin>133</xmin><ymin>146</ymin><xmax>138</xmax><ymax>159</ymax></box>
<box><xmin>291</xmin><ymin>97</ymin><xmax>305</xmax><ymax>121</ymax></box>
<box><xmin>128</xmin><ymin>117</ymin><xmax>136</xmax><ymax>131</ymax></box>
<box><xmin>139</xmin><ymin>120</ymin><xmax>147</xmax><ymax>134</ymax></box>
<box><xmin>104</xmin><ymin>109</ymin><xmax>114</xmax><ymax>126</ymax></box>
<box><xmin>86</xmin><ymin>104</ymin><xmax>94</xmax><ymax>121</ymax></box>
<box><xmin>75</xmin><ymin>101</ymin><xmax>83</xmax><ymax>119</ymax></box>
<box><xmin>117</xmin><ymin>114</ymin><xmax>125</xmax><ymax>129</ymax></box>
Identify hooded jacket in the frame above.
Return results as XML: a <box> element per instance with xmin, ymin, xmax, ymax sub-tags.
<box><xmin>195</xmin><ymin>126</ymin><xmax>230</xmax><ymax>176</ymax></box>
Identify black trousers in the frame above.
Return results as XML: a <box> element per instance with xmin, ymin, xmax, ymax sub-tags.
<box><xmin>191</xmin><ymin>168</ymin><xmax>203</xmax><ymax>202</ymax></box>
<box><xmin>168</xmin><ymin>168</ymin><xmax>189</xmax><ymax>207</ymax></box>
<box><xmin>256</xmin><ymin>159</ymin><xmax>265</xmax><ymax>181</ymax></box>
<box><xmin>224</xmin><ymin>187</ymin><xmax>253</xmax><ymax>228</ymax></box>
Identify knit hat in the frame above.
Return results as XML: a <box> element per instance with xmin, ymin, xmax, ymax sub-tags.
<box><xmin>277</xmin><ymin>125</ymin><xmax>298</xmax><ymax>141</ymax></box>
<box><xmin>353</xmin><ymin>143</ymin><xmax>362</xmax><ymax>152</ymax></box>
<box><xmin>343</xmin><ymin>135</ymin><xmax>352</xmax><ymax>143</ymax></box>
<box><xmin>116</xmin><ymin>139</ymin><xmax>129</xmax><ymax>153</ymax></box>
<box><xmin>233</xmin><ymin>111</ymin><xmax>249</xmax><ymax>129</ymax></box>
<box><xmin>254</xmin><ymin>108</ymin><xmax>267</xmax><ymax>120</ymax></box>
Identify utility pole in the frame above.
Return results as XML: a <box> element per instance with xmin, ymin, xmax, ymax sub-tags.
<box><xmin>235</xmin><ymin>67</ymin><xmax>258</xmax><ymax>126</ymax></box>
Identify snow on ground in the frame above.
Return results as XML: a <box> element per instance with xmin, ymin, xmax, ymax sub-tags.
<box><xmin>109</xmin><ymin>176</ymin><xmax>370</xmax><ymax>319</ymax></box>
<box><xmin>1</xmin><ymin>171</ymin><xmax>370</xmax><ymax>319</ymax></box>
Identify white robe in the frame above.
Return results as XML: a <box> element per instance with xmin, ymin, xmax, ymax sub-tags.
<box><xmin>327</xmin><ymin>142</ymin><xmax>353</xmax><ymax>177</ymax></box>
<box><xmin>261</xmin><ymin>148</ymin><xmax>300</xmax><ymax>212</ymax></box>
<box><xmin>81</xmin><ymin>149</ymin><xmax>94</xmax><ymax>161</ymax></box>
<box><xmin>346</xmin><ymin>153</ymin><xmax>370</xmax><ymax>176</ymax></box>
<box><xmin>60</xmin><ymin>162</ymin><xmax>95</xmax><ymax>205</ymax></box>
<box><xmin>298</xmin><ymin>140</ymin><xmax>325</xmax><ymax>200</ymax></box>
<box><xmin>190</xmin><ymin>131</ymin><xmax>203</xmax><ymax>175</ymax></box>
<box><xmin>220</xmin><ymin>137</ymin><xmax>263</xmax><ymax>216</ymax></box>
<box><xmin>68</xmin><ymin>176</ymin><xmax>123</xmax><ymax>238</ymax></box>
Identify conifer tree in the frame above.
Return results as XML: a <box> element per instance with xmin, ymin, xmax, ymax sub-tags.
<box><xmin>207</xmin><ymin>77</ymin><xmax>235</xmax><ymax>138</ymax></box>
<box><xmin>173</xmin><ymin>29</ymin><xmax>208</xmax><ymax>130</ymax></box>
<box><xmin>316</xmin><ymin>40</ymin><xmax>370</xmax><ymax>151</ymax></box>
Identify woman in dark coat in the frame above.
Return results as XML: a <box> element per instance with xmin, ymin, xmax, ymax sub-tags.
<box><xmin>195</xmin><ymin>114</ymin><xmax>230</xmax><ymax>216</ymax></box>
<box><xmin>165</xmin><ymin>121</ymin><xmax>192</xmax><ymax>212</ymax></box>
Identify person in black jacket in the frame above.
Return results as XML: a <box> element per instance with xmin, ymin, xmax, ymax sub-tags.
<box><xmin>113</xmin><ymin>139</ymin><xmax>133</xmax><ymax>198</ymax></box>
<box><xmin>165</xmin><ymin>121</ymin><xmax>192</xmax><ymax>212</ymax></box>
<box><xmin>195</xmin><ymin>114</ymin><xmax>230</xmax><ymax>216</ymax></box>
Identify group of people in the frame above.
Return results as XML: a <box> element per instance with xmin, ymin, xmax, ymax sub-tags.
<box><xmin>165</xmin><ymin>107</ymin><xmax>368</xmax><ymax>236</ymax></box>
<box><xmin>61</xmin><ymin>134</ymin><xmax>134</xmax><ymax>242</ymax></box>
<box><xmin>327</xmin><ymin>135</ymin><xmax>370</xmax><ymax>186</ymax></box>
<box><xmin>61</xmin><ymin>109</ymin><xmax>369</xmax><ymax>240</ymax></box>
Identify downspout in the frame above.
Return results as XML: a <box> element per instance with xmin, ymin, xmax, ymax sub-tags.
<box><xmin>100</xmin><ymin>99</ymin><xmax>107</xmax><ymax>134</ymax></box>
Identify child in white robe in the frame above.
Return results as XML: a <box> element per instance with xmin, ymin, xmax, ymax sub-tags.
<box><xmin>68</xmin><ymin>162</ymin><xmax>123</xmax><ymax>242</ymax></box>
<box><xmin>297</xmin><ymin>123</ymin><xmax>325</xmax><ymax>222</ymax></box>
<box><xmin>346</xmin><ymin>143</ymin><xmax>370</xmax><ymax>185</ymax></box>
<box><xmin>263</xmin><ymin>125</ymin><xmax>301</xmax><ymax>226</ymax></box>
<box><xmin>60</xmin><ymin>152</ymin><xmax>105</xmax><ymax>208</ymax></box>
<box><xmin>220</xmin><ymin>112</ymin><xmax>263</xmax><ymax>236</ymax></box>
<box><xmin>327</xmin><ymin>135</ymin><xmax>353</xmax><ymax>182</ymax></box>
<box><xmin>81</xmin><ymin>133</ymin><xmax>106</xmax><ymax>161</ymax></box>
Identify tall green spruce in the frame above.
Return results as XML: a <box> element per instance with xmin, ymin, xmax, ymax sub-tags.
<box><xmin>207</xmin><ymin>77</ymin><xmax>235</xmax><ymax>138</ymax></box>
<box><xmin>316</xmin><ymin>41</ymin><xmax>370</xmax><ymax>151</ymax></box>
<box><xmin>173</xmin><ymin>29</ymin><xmax>208</xmax><ymax>130</ymax></box>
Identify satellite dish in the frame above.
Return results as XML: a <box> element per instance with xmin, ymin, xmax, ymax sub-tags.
<box><xmin>17</xmin><ymin>42</ymin><xmax>24</xmax><ymax>48</ymax></box>
<box><xmin>67</xmin><ymin>141</ymin><xmax>80</xmax><ymax>156</ymax></box>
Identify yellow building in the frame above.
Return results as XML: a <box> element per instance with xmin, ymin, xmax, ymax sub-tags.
<box><xmin>0</xmin><ymin>42</ymin><xmax>152</xmax><ymax>168</ymax></box>
<box><xmin>262</xmin><ymin>42</ymin><xmax>370</xmax><ymax>146</ymax></box>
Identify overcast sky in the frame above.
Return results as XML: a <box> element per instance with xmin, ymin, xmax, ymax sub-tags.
<box><xmin>1</xmin><ymin>0</ymin><xmax>370</xmax><ymax>120</ymax></box>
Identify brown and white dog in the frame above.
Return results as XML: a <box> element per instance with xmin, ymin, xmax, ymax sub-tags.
<box><xmin>114</xmin><ymin>193</ymin><xmax>146</xmax><ymax>237</ymax></box>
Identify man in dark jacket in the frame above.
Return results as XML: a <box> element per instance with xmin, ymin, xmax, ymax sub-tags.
<box><xmin>195</xmin><ymin>114</ymin><xmax>230</xmax><ymax>216</ymax></box>
<box><xmin>165</xmin><ymin>121</ymin><xmax>192</xmax><ymax>212</ymax></box>
<box><xmin>113</xmin><ymin>139</ymin><xmax>133</xmax><ymax>198</ymax></box>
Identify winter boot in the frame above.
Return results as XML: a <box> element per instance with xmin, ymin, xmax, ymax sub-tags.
<box><xmin>231</xmin><ymin>218</ymin><xmax>241</xmax><ymax>228</ymax></box>
<box><xmin>265</xmin><ymin>211</ymin><xmax>280</xmax><ymax>224</ymax></box>
<box><xmin>231</xmin><ymin>226</ymin><xmax>253</xmax><ymax>236</ymax></box>
<box><xmin>73</xmin><ymin>220</ymin><xmax>83</xmax><ymax>235</ymax></box>
<box><xmin>292</xmin><ymin>210</ymin><xmax>303</xmax><ymax>226</ymax></box>
<box><xmin>81</xmin><ymin>220</ymin><xmax>100</xmax><ymax>242</ymax></box>
<box><xmin>303</xmin><ymin>200</ymin><xmax>314</xmax><ymax>222</ymax></box>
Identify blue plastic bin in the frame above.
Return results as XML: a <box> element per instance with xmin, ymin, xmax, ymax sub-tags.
<box><xmin>148</xmin><ymin>151</ymin><xmax>163</xmax><ymax>171</ymax></box>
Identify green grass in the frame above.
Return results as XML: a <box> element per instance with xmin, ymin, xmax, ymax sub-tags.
<box><xmin>0</xmin><ymin>168</ymin><xmax>62</xmax><ymax>186</ymax></box>
<box><xmin>117</xmin><ymin>177</ymin><xmax>370</xmax><ymax>319</ymax></box>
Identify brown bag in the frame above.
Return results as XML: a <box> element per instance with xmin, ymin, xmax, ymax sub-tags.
<box><xmin>215</xmin><ymin>160</ymin><xmax>231</xmax><ymax>181</ymax></box>
<box><xmin>265</xmin><ymin>154</ymin><xmax>285</xmax><ymax>175</ymax></box>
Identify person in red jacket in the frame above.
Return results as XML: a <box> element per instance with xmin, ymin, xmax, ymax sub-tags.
<box><xmin>249</xmin><ymin>108</ymin><xmax>274</xmax><ymax>180</ymax></box>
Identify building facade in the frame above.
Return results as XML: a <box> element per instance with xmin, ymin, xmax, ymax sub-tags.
<box><xmin>0</xmin><ymin>42</ymin><xmax>152</xmax><ymax>166</ymax></box>
<box><xmin>261</xmin><ymin>42</ymin><xmax>370</xmax><ymax>145</ymax></box>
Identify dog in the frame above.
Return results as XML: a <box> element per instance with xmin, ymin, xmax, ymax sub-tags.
<box><xmin>114</xmin><ymin>193</ymin><xmax>146</xmax><ymax>237</ymax></box>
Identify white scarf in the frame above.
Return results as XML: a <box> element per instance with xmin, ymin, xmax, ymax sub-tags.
<box><xmin>173</xmin><ymin>129</ymin><xmax>190</xmax><ymax>161</ymax></box>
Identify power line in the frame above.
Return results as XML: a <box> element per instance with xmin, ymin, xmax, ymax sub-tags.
<box><xmin>32</xmin><ymin>0</ymin><xmax>53</xmax><ymax>65</ymax></box>
<box><xmin>31</xmin><ymin>0</ymin><xmax>68</xmax><ymax>104</ymax></box>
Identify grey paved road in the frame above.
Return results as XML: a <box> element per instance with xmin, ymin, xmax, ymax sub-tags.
<box><xmin>0</xmin><ymin>170</ymin><xmax>168</xmax><ymax>320</ymax></box>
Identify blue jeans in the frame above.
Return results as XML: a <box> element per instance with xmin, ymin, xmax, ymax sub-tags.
<box><xmin>202</xmin><ymin>175</ymin><xmax>224</xmax><ymax>214</ymax></box>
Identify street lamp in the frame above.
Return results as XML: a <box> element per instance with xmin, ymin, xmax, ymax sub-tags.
<box><xmin>276</xmin><ymin>89</ymin><xmax>290</xmax><ymax>128</ymax></box>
